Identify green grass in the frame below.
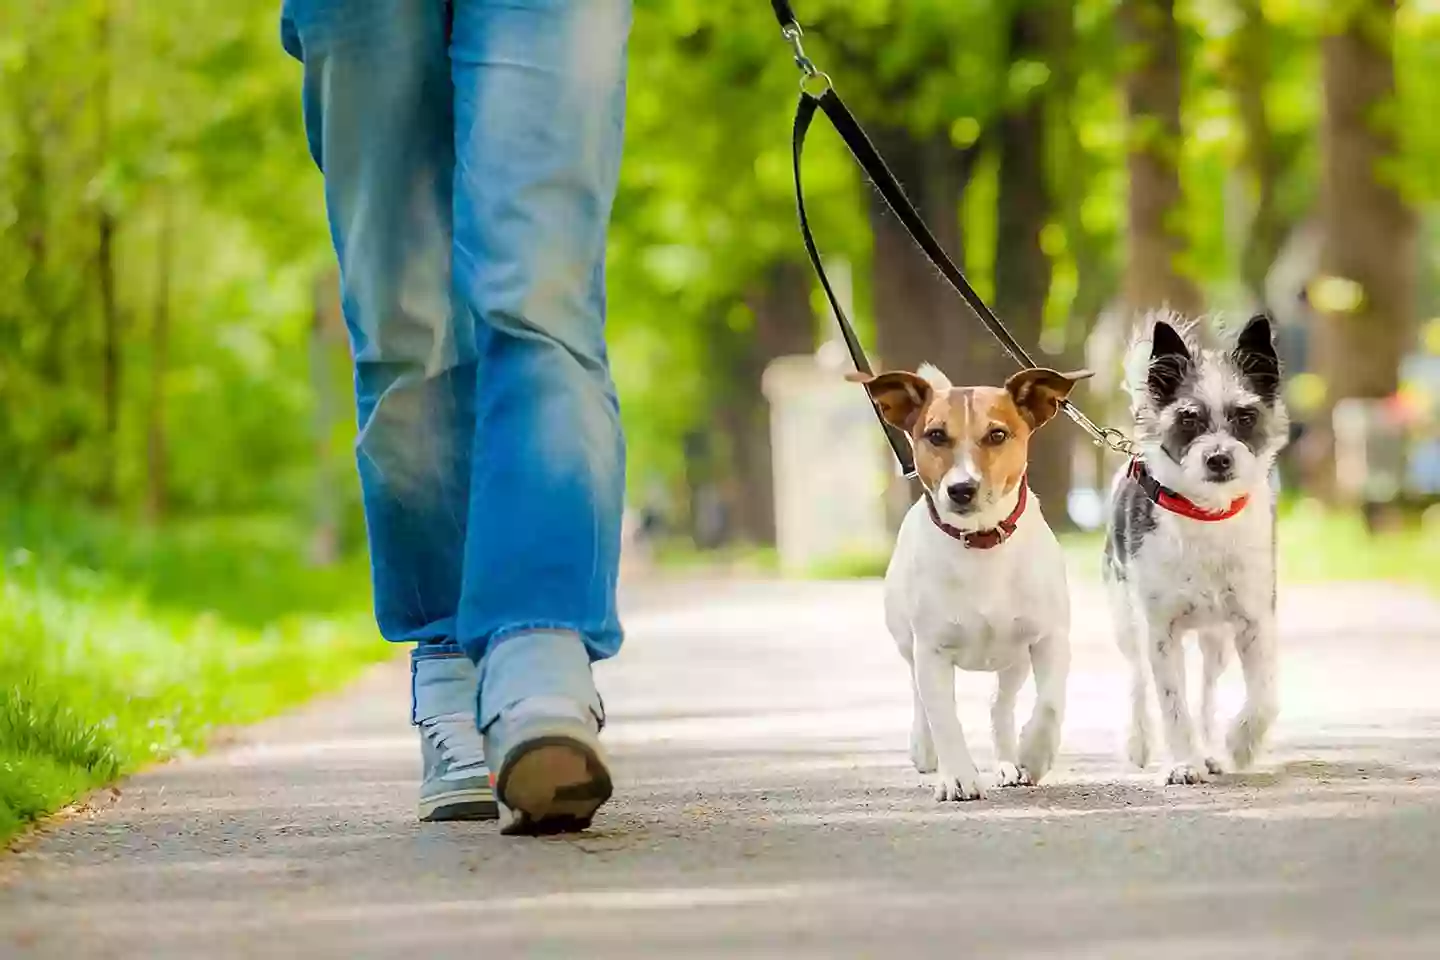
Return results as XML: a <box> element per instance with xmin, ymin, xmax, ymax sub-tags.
<box><xmin>0</xmin><ymin>504</ymin><xmax>389</xmax><ymax>845</ymax></box>
<box><xmin>1057</xmin><ymin>500</ymin><xmax>1440</xmax><ymax>589</ymax></box>
<box><xmin>651</xmin><ymin>538</ymin><xmax>780</xmax><ymax>576</ymax></box>
<box><xmin>658</xmin><ymin>503</ymin><xmax>1440</xmax><ymax>592</ymax></box>
<box><xmin>1274</xmin><ymin>499</ymin><xmax>1440</xmax><ymax>590</ymax></box>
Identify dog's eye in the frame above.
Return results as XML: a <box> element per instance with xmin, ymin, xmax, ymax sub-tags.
<box><xmin>1176</xmin><ymin>409</ymin><xmax>1204</xmax><ymax>432</ymax></box>
<box><xmin>984</xmin><ymin>428</ymin><xmax>1009</xmax><ymax>446</ymax></box>
<box><xmin>923</xmin><ymin>428</ymin><xmax>950</xmax><ymax>447</ymax></box>
<box><xmin>1231</xmin><ymin>407</ymin><xmax>1259</xmax><ymax>430</ymax></box>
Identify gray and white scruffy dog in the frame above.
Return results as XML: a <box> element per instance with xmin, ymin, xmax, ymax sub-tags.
<box><xmin>1104</xmin><ymin>310</ymin><xmax>1290</xmax><ymax>785</ymax></box>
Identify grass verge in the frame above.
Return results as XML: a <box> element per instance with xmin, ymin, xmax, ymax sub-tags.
<box><xmin>0</xmin><ymin>504</ymin><xmax>389</xmax><ymax>845</ymax></box>
<box><xmin>656</xmin><ymin>503</ymin><xmax>1440</xmax><ymax>592</ymax></box>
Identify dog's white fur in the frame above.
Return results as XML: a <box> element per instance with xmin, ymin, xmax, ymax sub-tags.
<box><xmin>883</xmin><ymin>384</ymin><xmax>1072</xmax><ymax>801</ymax></box>
<box><xmin>1105</xmin><ymin>311</ymin><xmax>1287</xmax><ymax>784</ymax></box>
<box><xmin>1109</xmin><ymin>475</ymin><xmax>1277</xmax><ymax>783</ymax></box>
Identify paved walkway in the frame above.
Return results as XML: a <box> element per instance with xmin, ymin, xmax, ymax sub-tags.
<box><xmin>4</xmin><ymin>579</ymin><xmax>1440</xmax><ymax>958</ymax></box>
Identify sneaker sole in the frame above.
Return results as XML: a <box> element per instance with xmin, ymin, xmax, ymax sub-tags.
<box><xmin>495</xmin><ymin>736</ymin><xmax>612</xmax><ymax>836</ymax></box>
<box><xmin>418</xmin><ymin>785</ymin><xmax>500</xmax><ymax>823</ymax></box>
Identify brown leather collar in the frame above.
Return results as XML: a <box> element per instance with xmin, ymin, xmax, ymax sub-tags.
<box><xmin>925</xmin><ymin>477</ymin><xmax>1029</xmax><ymax>550</ymax></box>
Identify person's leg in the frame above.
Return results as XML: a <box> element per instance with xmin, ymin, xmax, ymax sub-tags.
<box><xmin>449</xmin><ymin>0</ymin><xmax>631</xmax><ymax>834</ymax></box>
<box><xmin>281</xmin><ymin>0</ymin><xmax>495</xmax><ymax>821</ymax></box>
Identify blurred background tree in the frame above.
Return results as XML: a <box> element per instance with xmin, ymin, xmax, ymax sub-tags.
<box><xmin>3</xmin><ymin>0</ymin><xmax>1439</xmax><ymax>554</ymax></box>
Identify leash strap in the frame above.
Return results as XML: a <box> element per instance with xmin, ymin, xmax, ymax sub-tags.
<box><xmin>779</xmin><ymin>7</ymin><xmax>1136</xmax><ymax>466</ymax></box>
<box><xmin>794</xmin><ymin>94</ymin><xmax>915</xmax><ymax>475</ymax></box>
<box><xmin>801</xmin><ymin>91</ymin><xmax>1039</xmax><ymax>371</ymax></box>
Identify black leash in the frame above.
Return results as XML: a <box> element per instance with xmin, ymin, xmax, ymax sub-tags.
<box><xmin>774</xmin><ymin>2</ymin><xmax>1135</xmax><ymax>478</ymax></box>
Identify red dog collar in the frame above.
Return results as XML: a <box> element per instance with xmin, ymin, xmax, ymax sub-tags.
<box><xmin>926</xmin><ymin>477</ymin><xmax>1029</xmax><ymax>550</ymax></box>
<box><xmin>1128</xmin><ymin>458</ymin><xmax>1249</xmax><ymax>522</ymax></box>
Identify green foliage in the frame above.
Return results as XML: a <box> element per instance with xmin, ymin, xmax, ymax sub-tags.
<box><xmin>684</xmin><ymin>509</ymin><xmax>1440</xmax><ymax>589</ymax></box>
<box><xmin>0</xmin><ymin>0</ymin><xmax>326</xmax><ymax>511</ymax></box>
<box><xmin>0</xmin><ymin>503</ymin><xmax>388</xmax><ymax>844</ymax></box>
<box><xmin>2</xmin><ymin>0</ymin><xmax>1439</xmax><ymax>514</ymax></box>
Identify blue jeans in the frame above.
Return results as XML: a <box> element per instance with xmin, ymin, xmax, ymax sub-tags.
<box><xmin>281</xmin><ymin>0</ymin><xmax>630</xmax><ymax>703</ymax></box>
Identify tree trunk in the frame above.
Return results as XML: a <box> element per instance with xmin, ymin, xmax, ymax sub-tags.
<box><xmin>308</xmin><ymin>267</ymin><xmax>345</xmax><ymax>564</ymax></box>
<box><xmin>95</xmin><ymin>0</ymin><xmax>120</xmax><ymax>505</ymax></box>
<box><xmin>15</xmin><ymin>49</ymin><xmax>54</xmax><ymax>377</ymax></box>
<box><xmin>1227</xmin><ymin>0</ymin><xmax>1289</xmax><ymax>304</ymax></box>
<box><xmin>1312</xmin><ymin>0</ymin><xmax>1416</xmax><ymax>496</ymax></box>
<box><xmin>717</xmin><ymin>261</ymin><xmax>815</xmax><ymax>546</ymax></box>
<box><xmin>995</xmin><ymin>2</ymin><xmax>1070</xmax><ymax>527</ymax></box>
<box><xmin>1045</xmin><ymin>0</ymin><xmax>1126</xmax><ymax>507</ymax></box>
<box><xmin>144</xmin><ymin>190</ymin><xmax>172</xmax><ymax>523</ymax></box>
<box><xmin>868</xmin><ymin>127</ymin><xmax>983</xmax><ymax>378</ymax></box>
<box><xmin>866</xmin><ymin>129</ymin><xmax>986</xmax><ymax>526</ymax></box>
<box><xmin>1120</xmin><ymin>0</ymin><xmax>1203</xmax><ymax>316</ymax></box>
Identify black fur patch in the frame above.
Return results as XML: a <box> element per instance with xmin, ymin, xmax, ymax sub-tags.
<box><xmin>1104</xmin><ymin>470</ymin><xmax>1157</xmax><ymax>582</ymax></box>
<box><xmin>1233</xmin><ymin>314</ymin><xmax>1281</xmax><ymax>405</ymax></box>
<box><xmin>1147</xmin><ymin>321</ymin><xmax>1194</xmax><ymax>405</ymax></box>
<box><xmin>1227</xmin><ymin>403</ymin><xmax>1264</xmax><ymax>455</ymax></box>
<box><xmin>1160</xmin><ymin>400</ymin><xmax>1210</xmax><ymax>466</ymax></box>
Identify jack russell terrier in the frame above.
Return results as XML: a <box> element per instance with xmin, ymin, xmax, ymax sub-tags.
<box><xmin>1104</xmin><ymin>312</ymin><xmax>1289</xmax><ymax>785</ymax></box>
<box><xmin>850</xmin><ymin>362</ymin><xmax>1093</xmax><ymax>801</ymax></box>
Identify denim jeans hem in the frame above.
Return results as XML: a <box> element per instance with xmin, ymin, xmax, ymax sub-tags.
<box><xmin>477</xmin><ymin>629</ymin><xmax>602</xmax><ymax>732</ymax></box>
<box><xmin>411</xmin><ymin>641</ymin><xmax>465</xmax><ymax>660</ymax></box>
<box><xmin>409</xmin><ymin>652</ymin><xmax>481</xmax><ymax>726</ymax></box>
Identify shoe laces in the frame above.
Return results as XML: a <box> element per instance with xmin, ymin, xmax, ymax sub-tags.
<box><xmin>420</xmin><ymin>712</ymin><xmax>488</xmax><ymax>773</ymax></box>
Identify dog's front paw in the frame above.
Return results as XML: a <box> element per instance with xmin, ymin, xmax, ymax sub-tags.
<box><xmin>995</xmin><ymin>762</ymin><xmax>1033</xmax><ymax>788</ymax></box>
<box><xmin>910</xmin><ymin>732</ymin><xmax>938</xmax><ymax>775</ymax></box>
<box><xmin>1227</xmin><ymin>713</ymin><xmax>1273</xmax><ymax>771</ymax></box>
<box><xmin>1127</xmin><ymin>732</ymin><xmax>1151</xmax><ymax>771</ymax></box>
<box><xmin>1163</xmin><ymin>763</ymin><xmax>1210</xmax><ymax>786</ymax></box>
<box><xmin>934</xmin><ymin>766</ymin><xmax>986</xmax><ymax>802</ymax></box>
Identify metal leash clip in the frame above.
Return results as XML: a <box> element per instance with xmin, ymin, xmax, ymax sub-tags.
<box><xmin>779</xmin><ymin>21</ymin><xmax>833</xmax><ymax>95</ymax></box>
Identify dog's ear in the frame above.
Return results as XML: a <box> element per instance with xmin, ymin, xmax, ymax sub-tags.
<box><xmin>846</xmin><ymin>370</ymin><xmax>933</xmax><ymax>433</ymax></box>
<box><xmin>1005</xmin><ymin>368</ymin><xmax>1094</xmax><ymax>430</ymax></box>
<box><xmin>1232</xmin><ymin>313</ymin><xmax>1281</xmax><ymax>404</ymax></box>
<box><xmin>1148</xmin><ymin>320</ymin><xmax>1193</xmax><ymax>404</ymax></box>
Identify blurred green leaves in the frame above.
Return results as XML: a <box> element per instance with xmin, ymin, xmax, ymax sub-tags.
<box><xmin>1</xmin><ymin>0</ymin><xmax>1438</xmax><ymax>510</ymax></box>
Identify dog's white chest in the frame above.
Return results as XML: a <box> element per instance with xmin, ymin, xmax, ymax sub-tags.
<box><xmin>887</xmin><ymin>502</ymin><xmax>1068</xmax><ymax>674</ymax></box>
<box><xmin>1138</xmin><ymin>510</ymin><xmax>1272</xmax><ymax>623</ymax></box>
<box><xmin>915</xmin><ymin>602</ymin><xmax>1035</xmax><ymax>671</ymax></box>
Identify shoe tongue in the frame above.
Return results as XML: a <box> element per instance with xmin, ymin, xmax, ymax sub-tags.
<box><xmin>424</xmin><ymin>713</ymin><xmax>480</xmax><ymax>745</ymax></box>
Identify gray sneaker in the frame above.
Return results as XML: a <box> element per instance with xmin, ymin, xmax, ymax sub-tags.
<box><xmin>418</xmin><ymin>712</ymin><xmax>498</xmax><ymax>822</ymax></box>
<box><xmin>478</xmin><ymin>631</ymin><xmax>613</xmax><ymax>836</ymax></box>
<box><xmin>412</xmin><ymin>651</ymin><xmax>497</xmax><ymax>822</ymax></box>
<box><xmin>486</xmin><ymin>697</ymin><xmax>611</xmax><ymax>836</ymax></box>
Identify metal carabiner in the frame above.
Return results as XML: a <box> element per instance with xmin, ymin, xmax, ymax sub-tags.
<box><xmin>780</xmin><ymin>22</ymin><xmax>833</xmax><ymax>95</ymax></box>
<box><xmin>780</xmin><ymin>22</ymin><xmax>816</xmax><ymax>76</ymax></box>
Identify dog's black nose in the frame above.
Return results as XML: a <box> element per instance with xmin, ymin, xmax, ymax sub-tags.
<box><xmin>946</xmin><ymin>480</ymin><xmax>979</xmax><ymax>509</ymax></box>
<box><xmin>1205</xmin><ymin>451</ymin><xmax>1234</xmax><ymax>477</ymax></box>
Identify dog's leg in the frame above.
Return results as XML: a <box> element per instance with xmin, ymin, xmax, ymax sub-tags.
<box><xmin>1227</xmin><ymin>611</ymin><xmax>1278</xmax><ymax>771</ymax></box>
<box><xmin>992</xmin><ymin>659</ymin><xmax>1028</xmax><ymax>787</ymax></box>
<box><xmin>1147</xmin><ymin>614</ymin><xmax>1208</xmax><ymax>785</ymax></box>
<box><xmin>1110</xmin><ymin>588</ymin><xmax>1153</xmax><ymax>769</ymax></box>
<box><xmin>1198</xmin><ymin>628</ymin><xmax>1230</xmax><ymax>775</ymax></box>
<box><xmin>1126</xmin><ymin>660</ymin><xmax>1154</xmax><ymax>771</ymax></box>
<box><xmin>913</xmin><ymin>644</ymin><xmax>984</xmax><ymax>801</ymax></box>
<box><xmin>1018</xmin><ymin>632</ymin><xmax>1069</xmax><ymax>785</ymax></box>
<box><xmin>910</xmin><ymin>679</ymin><xmax>937</xmax><ymax>774</ymax></box>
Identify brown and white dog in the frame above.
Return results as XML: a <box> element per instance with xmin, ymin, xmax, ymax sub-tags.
<box><xmin>850</xmin><ymin>362</ymin><xmax>1092</xmax><ymax>800</ymax></box>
